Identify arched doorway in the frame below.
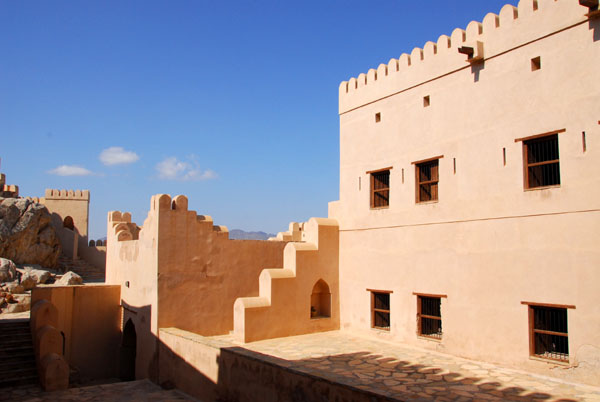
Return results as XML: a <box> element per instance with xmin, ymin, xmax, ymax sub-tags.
<box><xmin>63</xmin><ymin>216</ymin><xmax>75</xmax><ymax>231</ymax></box>
<box><xmin>310</xmin><ymin>279</ymin><xmax>331</xmax><ymax>319</ymax></box>
<box><xmin>119</xmin><ymin>319</ymin><xmax>136</xmax><ymax>381</ymax></box>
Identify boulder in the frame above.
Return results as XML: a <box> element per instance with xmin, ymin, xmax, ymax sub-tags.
<box><xmin>0</xmin><ymin>258</ymin><xmax>16</xmax><ymax>282</ymax></box>
<box><xmin>4</xmin><ymin>300</ymin><xmax>29</xmax><ymax>313</ymax></box>
<box><xmin>0</xmin><ymin>198</ymin><xmax>61</xmax><ymax>268</ymax></box>
<box><xmin>18</xmin><ymin>264</ymin><xmax>53</xmax><ymax>284</ymax></box>
<box><xmin>55</xmin><ymin>271</ymin><xmax>83</xmax><ymax>286</ymax></box>
<box><xmin>20</xmin><ymin>272</ymin><xmax>37</xmax><ymax>291</ymax></box>
<box><xmin>4</xmin><ymin>281</ymin><xmax>24</xmax><ymax>294</ymax></box>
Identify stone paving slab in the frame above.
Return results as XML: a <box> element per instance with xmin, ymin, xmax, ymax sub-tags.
<box><xmin>224</xmin><ymin>330</ymin><xmax>600</xmax><ymax>402</ymax></box>
<box><xmin>0</xmin><ymin>379</ymin><xmax>199</xmax><ymax>402</ymax></box>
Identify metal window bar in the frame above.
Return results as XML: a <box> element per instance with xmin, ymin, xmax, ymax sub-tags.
<box><xmin>417</xmin><ymin>160</ymin><xmax>439</xmax><ymax>202</ymax></box>
<box><xmin>371</xmin><ymin>171</ymin><xmax>390</xmax><ymax>207</ymax></box>
<box><xmin>418</xmin><ymin>296</ymin><xmax>442</xmax><ymax>339</ymax></box>
<box><xmin>526</xmin><ymin>135</ymin><xmax>560</xmax><ymax>188</ymax></box>
<box><xmin>532</xmin><ymin>306</ymin><xmax>568</xmax><ymax>361</ymax></box>
<box><xmin>372</xmin><ymin>292</ymin><xmax>390</xmax><ymax>330</ymax></box>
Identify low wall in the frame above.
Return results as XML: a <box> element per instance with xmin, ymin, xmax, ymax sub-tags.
<box><xmin>158</xmin><ymin>328</ymin><xmax>394</xmax><ymax>402</ymax></box>
<box><xmin>31</xmin><ymin>285</ymin><xmax>121</xmax><ymax>381</ymax></box>
<box><xmin>79</xmin><ymin>244</ymin><xmax>106</xmax><ymax>271</ymax></box>
<box><xmin>56</xmin><ymin>228</ymin><xmax>78</xmax><ymax>260</ymax></box>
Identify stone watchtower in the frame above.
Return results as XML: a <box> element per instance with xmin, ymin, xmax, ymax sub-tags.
<box><xmin>43</xmin><ymin>189</ymin><xmax>90</xmax><ymax>253</ymax></box>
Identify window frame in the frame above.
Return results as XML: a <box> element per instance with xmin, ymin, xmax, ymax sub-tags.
<box><xmin>413</xmin><ymin>156</ymin><xmax>443</xmax><ymax>203</ymax></box>
<box><xmin>522</xmin><ymin>301</ymin><xmax>574</xmax><ymax>363</ymax></box>
<box><xmin>414</xmin><ymin>292</ymin><xmax>446</xmax><ymax>341</ymax></box>
<box><xmin>368</xmin><ymin>289</ymin><xmax>392</xmax><ymax>331</ymax></box>
<box><xmin>367</xmin><ymin>167</ymin><xmax>392</xmax><ymax>209</ymax></box>
<box><xmin>515</xmin><ymin>129</ymin><xmax>564</xmax><ymax>190</ymax></box>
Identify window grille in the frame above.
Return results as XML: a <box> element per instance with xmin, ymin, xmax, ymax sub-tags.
<box><xmin>416</xmin><ymin>159</ymin><xmax>439</xmax><ymax>202</ymax></box>
<box><xmin>370</xmin><ymin>170</ymin><xmax>390</xmax><ymax>208</ymax></box>
<box><xmin>371</xmin><ymin>291</ymin><xmax>390</xmax><ymax>330</ymax></box>
<box><xmin>530</xmin><ymin>305</ymin><xmax>569</xmax><ymax>361</ymax></box>
<box><xmin>417</xmin><ymin>296</ymin><xmax>442</xmax><ymax>339</ymax></box>
<box><xmin>524</xmin><ymin>134</ymin><xmax>560</xmax><ymax>188</ymax></box>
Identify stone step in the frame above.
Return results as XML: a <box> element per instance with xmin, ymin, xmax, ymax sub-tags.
<box><xmin>0</xmin><ymin>345</ymin><xmax>34</xmax><ymax>359</ymax></box>
<box><xmin>0</xmin><ymin>367</ymin><xmax>38</xmax><ymax>388</ymax></box>
<box><xmin>0</xmin><ymin>327</ymin><xmax>30</xmax><ymax>336</ymax></box>
<box><xmin>0</xmin><ymin>357</ymin><xmax>36</xmax><ymax>373</ymax></box>
<box><xmin>0</xmin><ymin>334</ymin><xmax>32</xmax><ymax>345</ymax></box>
<box><xmin>0</xmin><ymin>321</ymin><xmax>30</xmax><ymax>328</ymax></box>
<box><xmin>0</xmin><ymin>336</ymin><xmax>33</xmax><ymax>348</ymax></box>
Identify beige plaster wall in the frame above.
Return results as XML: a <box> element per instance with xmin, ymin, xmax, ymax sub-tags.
<box><xmin>158</xmin><ymin>328</ymin><xmax>222</xmax><ymax>402</ymax></box>
<box><xmin>233</xmin><ymin>218</ymin><xmax>340</xmax><ymax>343</ymax></box>
<box><xmin>30</xmin><ymin>285</ymin><xmax>121</xmax><ymax>381</ymax></box>
<box><xmin>155</xmin><ymin>194</ymin><xmax>287</xmax><ymax>336</ymax></box>
<box><xmin>332</xmin><ymin>0</ymin><xmax>600</xmax><ymax>385</ymax></box>
<box><xmin>105</xmin><ymin>202</ymin><xmax>159</xmax><ymax>380</ymax></box>
<box><xmin>42</xmin><ymin>189</ymin><xmax>90</xmax><ymax>239</ymax></box>
<box><xmin>106</xmin><ymin>193</ymin><xmax>287</xmax><ymax>379</ymax></box>
<box><xmin>79</xmin><ymin>244</ymin><xmax>107</xmax><ymax>271</ymax></box>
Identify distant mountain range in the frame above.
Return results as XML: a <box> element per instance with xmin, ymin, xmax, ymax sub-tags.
<box><xmin>229</xmin><ymin>229</ymin><xmax>276</xmax><ymax>240</ymax></box>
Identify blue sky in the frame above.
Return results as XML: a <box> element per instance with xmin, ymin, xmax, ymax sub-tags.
<box><xmin>1</xmin><ymin>0</ymin><xmax>517</xmax><ymax>239</ymax></box>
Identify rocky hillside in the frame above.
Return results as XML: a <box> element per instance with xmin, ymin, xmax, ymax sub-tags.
<box><xmin>229</xmin><ymin>229</ymin><xmax>275</xmax><ymax>240</ymax></box>
<box><xmin>0</xmin><ymin>197</ymin><xmax>60</xmax><ymax>268</ymax></box>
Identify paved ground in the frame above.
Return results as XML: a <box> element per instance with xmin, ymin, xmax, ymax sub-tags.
<box><xmin>223</xmin><ymin>330</ymin><xmax>600</xmax><ymax>402</ymax></box>
<box><xmin>0</xmin><ymin>379</ymin><xmax>198</xmax><ymax>402</ymax></box>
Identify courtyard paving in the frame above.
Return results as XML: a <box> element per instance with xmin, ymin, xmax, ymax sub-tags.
<box><xmin>0</xmin><ymin>379</ymin><xmax>198</xmax><ymax>402</ymax></box>
<box><xmin>227</xmin><ymin>330</ymin><xmax>600</xmax><ymax>402</ymax></box>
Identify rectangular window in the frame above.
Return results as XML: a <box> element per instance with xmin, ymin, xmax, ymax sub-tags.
<box><xmin>529</xmin><ymin>305</ymin><xmax>569</xmax><ymax>362</ymax></box>
<box><xmin>416</xmin><ymin>159</ymin><xmax>439</xmax><ymax>202</ymax></box>
<box><xmin>524</xmin><ymin>134</ymin><xmax>560</xmax><ymax>189</ymax></box>
<box><xmin>417</xmin><ymin>296</ymin><xmax>442</xmax><ymax>339</ymax></box>
<box><xmin>370</xmin><ymin>291</ymin><xmax>390</xmax><ymax>331</ymax></box>
<box><xmin>370</xmin><ymin>170</ymin><xmax>390</xmax><ymax>208</ymax></box>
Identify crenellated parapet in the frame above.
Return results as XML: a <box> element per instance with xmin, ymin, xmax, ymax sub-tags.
<box><xmin>150</xmin><ymin>193</ymin><xmax>230</xmax><ymax>238</ymax></box>
<box><xmin>0</xmin><ymin>173</ymin><xmax>19</xmax><ymax>197</ymax></box>
<box><xmin>44</xmin><ymin>189</ymin><xmax>90</xmax><ymax>201</ymax></box>
<box><xmin>1</xmin><ymin>184</ymin><xmax>19</xmax><ymax>197</ymax></box>
<box><xmin>339</xmin><ymin>0</ymin><xmax>591</xmax><ymax>113</ymax></box>
<box><xmin>233</xmin><ymin>217</ymin><xmax>340</xmax><ymax>343</ymax></box>
<box><xmin>108</xmin><ymin>210</ymin><xmax>140</xmax><ymax>242</ymax></box>
<box><xmin>269</xmin><ymin>222</ymin><xmax>304</xmax><ymax>242</ymax></box>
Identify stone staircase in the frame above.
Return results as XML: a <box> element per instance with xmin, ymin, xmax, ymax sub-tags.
<box><xmin>0</xmin><ymin>319</ymin><xmax>38</xmax><ymax>388</ymax></box>
<box><xmin>57</xmin><ymin>256</ymin><xmax>105</xmax><ymax>283</ymax></box>
<box><xmin>233</xmin><ymin>218</ymin><xmax>339</xmax><ymax>343</ymax></box>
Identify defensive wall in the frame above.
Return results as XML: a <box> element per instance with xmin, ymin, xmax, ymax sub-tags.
<box><xmin>105</xmin><ymin>194</ymin><xmax>289</xmax><ymax>380</ymax></box>
<box><xmin>0</xmin><ymin>173</ymin><xmax>19</xmax><ymax>198</ymax></box>
<box><xmin>29</xmin><ymin>285</ymin><xmax>121</xmax><ymax>389</ymax></box>
<box><xmin>25</xmin><ymin>189</ymin><xmax>106</xmax><ymax>271</ymax></box>
<box><xmin>330</xmin><ymin>0</ymin><xmax>600</xmax><ymax>385</ymax></box>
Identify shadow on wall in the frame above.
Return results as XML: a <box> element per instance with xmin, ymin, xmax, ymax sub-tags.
<box><xmin>119</xmin><ymin>302</ymin><xmax>158</xmax><ymax>384</ymax></box>
<box><xmin>150</xmin><ymin>334</ymin><xmax>578</xmax><ymax>402</ymax></box>
<box><xmin>591</xmin><ymin>16</ymin><xmax>599</xmax><ymax>42</ymax></box>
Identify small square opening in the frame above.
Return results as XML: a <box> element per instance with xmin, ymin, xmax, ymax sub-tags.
<box><xmin>375</xmin><ymin>112</ymin><xmax>381</xmax><ymax>123</ymax></box>
<box><xmin>531</xmin><ymin>56</ymin><xmax>541</xmax><ymax>71</ymax></box>
<box><xmin>423</xmin><ymin>96</ymin><xmax>430</xmax><ymax>107</ymax></box>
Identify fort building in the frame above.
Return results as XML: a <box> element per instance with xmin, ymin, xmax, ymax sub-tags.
<box><xmin>22</xmin><ymin>0</ymin><xmax>600</xmax><ymax>399</ymax></box>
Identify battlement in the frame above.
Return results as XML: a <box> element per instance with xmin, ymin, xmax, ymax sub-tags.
<box><xmin>2</xmin><ymin>184</ymin><xmax>18</xmax><ymax>193</ymax></box>
<box><xmin>150</xmin><ymin>193</ymin><xmax>229</xmax><ymax>235</ymax></box>
<box><xmin>0</xmin><ymin>173</ymin><xmax>19</xmax><ymax>198</ymax></box>
<box><xmin>339</xmin><ymin>0</ymin><xmax>590</xmax><ymax>113</ymax></box>
<box><xmin>24</xmin><ymin>196</ymin><xmax>44</xmax><ymax>204</ymax></box>
<box><xmin>45</xmin><ymin>189</ymin><xmax>90</xmax><ymax>201</ymax></box>
<box><xmin>269</xmin><ymin>222</ymin><xmax>304</xmax><ymax>242</ymax></box>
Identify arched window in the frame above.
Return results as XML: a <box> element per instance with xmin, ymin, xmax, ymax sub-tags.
<box><xmin>310</xmin><ymin>279</ymin><xmax>331</xmax><ymax>319</ymax></box>
<box><xmin>63</xmin><ymin>216</ymin><xmax>75</xmax><ymax>231</ymax></box>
